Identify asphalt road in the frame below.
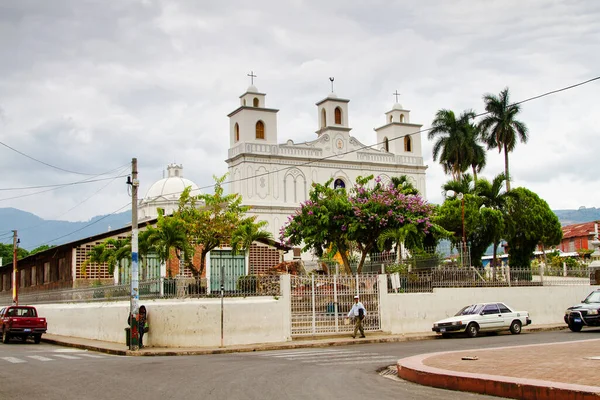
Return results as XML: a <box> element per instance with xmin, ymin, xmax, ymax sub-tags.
<box><xmin>1</xmin><ymin>329</ymin><xmax>599</xmax><ymax>400</ymax></box>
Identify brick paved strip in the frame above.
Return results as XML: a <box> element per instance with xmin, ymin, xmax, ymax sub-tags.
<box><xmin>398</xmin><ymin>351</ymin><xmax>600</xmax><ymax>400</ymax></box>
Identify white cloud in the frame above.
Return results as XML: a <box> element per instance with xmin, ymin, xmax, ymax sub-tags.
<box><xmin>0</xmin><ymin>0</ymin><xmax>599</xmax><ymax>224</ymax></box>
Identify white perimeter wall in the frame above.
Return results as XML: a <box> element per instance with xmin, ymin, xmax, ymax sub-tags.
<box><xmin>379</xmin><ymin>280</ymin><xmax>600</xmax><ymax>335</ymax></box>
<box><xmin>30</xmin><ymin>276</ymin><xmax>599</xmax><ymax>347</ymax></box>
<box><xmin>35</xmin><ymin>275</ymin><xmax>292</xmax><ymax>347</ymax></box>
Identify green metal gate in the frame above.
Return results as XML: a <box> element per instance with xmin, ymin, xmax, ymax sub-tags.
<box><xmin>210</xmin><ymin>250</ymin><xmax>246</xmax><ymax>292</ymax></box>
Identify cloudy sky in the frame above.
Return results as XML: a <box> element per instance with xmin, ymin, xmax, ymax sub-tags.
<box><xmin>0</xmin><ymin>0</ymin><xmax>599</xmax><ymax>226</ymax></box>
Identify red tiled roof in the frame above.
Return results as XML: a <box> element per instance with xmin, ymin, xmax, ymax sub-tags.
<box><xmin>562</xmin><ymin>221</ymin><xmax>599</xmax><ymax>239</ymax></box>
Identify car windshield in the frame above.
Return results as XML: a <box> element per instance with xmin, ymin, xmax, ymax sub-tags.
<box><xmin>583</xmin><ymin>291</ymin><xmax>600</xmax><ymax>303</ymax></box>
<box><xmin>455</xmin><ymin>304</ymin><xmax>483</xmax><ymax>316</ymax></box>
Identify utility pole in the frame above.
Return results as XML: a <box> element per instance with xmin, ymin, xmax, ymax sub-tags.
<box><xmin>12</xmin><ymin>230</ymin><xmax>18</xmax><ymax>305</ymax></box>
<box><xmin>129</xmin><ymin>158</ymin><xmax>140</xmax><ymax>350</ymax></box>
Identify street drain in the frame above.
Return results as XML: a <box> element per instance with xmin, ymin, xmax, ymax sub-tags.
<box><xmin>378</xmin><ymin>365</ymin><xmax>401</xmax><ymax>381</ymax></box>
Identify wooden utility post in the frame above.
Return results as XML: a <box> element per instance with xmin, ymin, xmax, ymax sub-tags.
<box><xmin>12</xmin><ymin>230</ymin><xmax>18</xmax><ymax>305</ymax></box>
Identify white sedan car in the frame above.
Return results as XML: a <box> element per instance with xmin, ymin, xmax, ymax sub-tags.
<box><xmin>432</xmin><ymin>302</ymin><xmax>532</xmax><ymax>338</ymax></box>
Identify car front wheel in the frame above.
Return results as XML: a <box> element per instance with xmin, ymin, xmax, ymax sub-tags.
<box><xmin>568</xmin><ymin>323</ymin><xmax>583</xmax><ymax>332</ymax></box>
<box><xmin>2</xmin><ymin>329</ymin><xmax>9</xmax><ymax>344</ymax></box>
<box><xmin>510</xmin><ymin>320</ymin><xmax>522</xmax><ymax>334</ymax></box>
<box><xmin>466</xmin><ymin>323</ymin><xmax>479</xmax><ymax>338</ymax></box>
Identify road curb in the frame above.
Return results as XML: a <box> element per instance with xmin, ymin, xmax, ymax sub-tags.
<box><xmin>397</xmin><ymin>351</ymin><xmax>600</xmax><ymax>400</ymax></box>
<box><xmin>40</xmin><ymin>324</ymin><xmax>566</xmax><ymax>357</ymax></box>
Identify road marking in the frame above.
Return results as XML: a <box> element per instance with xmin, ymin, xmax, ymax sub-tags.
<box><xmin>53</xmin><ymin>349</ymin><xmax>84</xmax><ymax>353</ymax></box>
<box><xmin>317</xmin><ymin>358</ymin><xmax>400</xmax><ymax>366</ymax></box>
<box><xmin>293</xmin><ymin>353</ymin><xmax>387</xmax><ymax>362</ymax></box>
<box><xmin>262</xmin><ymin>350</ymin><xmax>359</xmax><ymax>357</ymax></box>
<box><xmin>79</xmin><ymin>353</ymin><xmax>105</xmax><ymax>358</ymax></box>
<box><xmin>1</xmin><ymin>357</ymin><xmax>26</xmax><ymax>364</ymax></box>
<box><xmin>53</xmin><ymin>354</ymin><xmax>81</xmax><ymax>360</ymax></box>
<box><xmin>27</xmin><ymin>355</ymin><xmax>53</xmax><ymax>361</ymax></box>
<box><xmin>315</xmin><ymin>356</ymin><xmax>399</xmax><ymax>365</ymax></box>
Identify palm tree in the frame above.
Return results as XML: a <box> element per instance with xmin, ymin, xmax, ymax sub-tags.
<box><xmin>377</xmin><ymin>224</ymin><xmax>421</xmax><ymax>264</ymax></box>
<box><xmin>231</xmin><ymin>218</ymin><xmax>273</xmax><ymax>255</ymax></box>
<box><xmin>479</xmin><ymin>87</ymin><xmax>529</xmax><ymax>191</ymax></box>
<box><xmin>145</xmin><ymin>210</ymin><xmax>191</xmax><ymax>278</ymax></box>
<box><xmin>428</xmin><ymin>109</ymin><xmax>478</xmax><ymax>181</ymax></box>
<box><xmin>81</xmin><ymin>238</ymin><xmax>131</xmax><ymax>278</ymax></box>
<box><xmin>390</xmin><ymin>175</ymin><xmax>420</xmax><ymax>195</ymax></box>
<box><xmin>442</xmin><ymin>173</ymin><xmax>475</xmax><ymax>198</ymax></box>
<box><xmin>475</xmin><ymin>173</ymin><xmax>509</xmax><ymax>272</ymax></box>
<box><xmin>466</xmin><ymin>123</ymin><xmax>486</xmax><ymax>182</ymax></box>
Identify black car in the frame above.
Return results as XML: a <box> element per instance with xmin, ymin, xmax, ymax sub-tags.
<box><xmin>564</xmin><ymin>290</ymin><xmax>600</xmax><ymax>332</ymax></box>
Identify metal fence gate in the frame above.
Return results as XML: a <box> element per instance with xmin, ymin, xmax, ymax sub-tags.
<box><xmin>210</xmin><ymin>250</ymin><xmax>246</xmax><ymax>292</ymax></box>
<box><xmin>290</xmin><ymin>275</ymin><xmax>380</xmax><ymax>336</ymax></box>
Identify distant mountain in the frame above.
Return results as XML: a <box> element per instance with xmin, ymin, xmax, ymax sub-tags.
<box><xmin>0</xmin><ymin>208</ymin><xmax>131</xmax><ymax>250</ymax></box>
<box><xmin>553</xmin><ymin>207</ymin><xmax>600</xmax><ymax>226</ymax></box>
<box><xmin>1</xmin><ymin>206</ymin><xmax>599</xmax><ymax>252</ymax></box>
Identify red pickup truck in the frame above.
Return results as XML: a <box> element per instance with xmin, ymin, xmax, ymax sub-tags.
<box><xmin>0</xmin><ymin>306</ymin><xmax>47</xmax><ymax>344</ymax></box>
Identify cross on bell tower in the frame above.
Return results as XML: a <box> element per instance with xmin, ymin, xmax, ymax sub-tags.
<box><xmin>247</xmin><ymin>71</ymin><xmax>257</xmax><ymax>85</ymax></box>
<box><xmin>393</xmin><ymin>90</ymin><xmax>401</xmax><ymax>103</ymax></box>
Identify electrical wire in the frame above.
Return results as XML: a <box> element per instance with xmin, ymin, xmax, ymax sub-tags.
<box><xmin>188</xmin><ymin>75</ymin><xmax>600</xmax><ymax>193</ymax></box>
<box><xmin>29</xmin><ymin>202</ymin><xmax>131</xmax><ymax>248</ymax></box>
<box><xmin>0</xmin><ymin>175</ymin><xmax>130</xmax><ymax>191</ymax></box>
<box><xmin>14</xmin><ymin>165</ymin><xmax>130</xmax><ymax>234</ymax></box>
<box><xmin>0</xmin><ymin>141</ymin><xmax>127</xmax><ymax>176</ymax></box>
<box><xmin>0</xmin><ymin>175</ymin><xmax>129</xmax><ymax>202</ymax></box>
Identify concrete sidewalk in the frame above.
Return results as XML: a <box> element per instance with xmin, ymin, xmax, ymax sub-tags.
<box><xmin>397</xmin><ymin>337</ymin><xmax>600</xmax><ymax>400</ymax></box>
<box><xmin>42</xmin><ymin>331</ymin><xmax>440</xmax><ymax>357</ymax></box>
<box><xmin>41</xmin><ymin>324</ymin><xmax>562</xmax><ymax>357</ymax></box>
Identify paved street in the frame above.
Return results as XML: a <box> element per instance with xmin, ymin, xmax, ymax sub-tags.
<box><xmin>2</xmin><ymin>329</ymin><xmax>598</xmax><ymax>400</ymax></box>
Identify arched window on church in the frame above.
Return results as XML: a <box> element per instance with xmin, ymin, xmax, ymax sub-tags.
<box><xmin>334</xmin><ymin>179</ymin><xmax>346</xmax><ymax>189</ymax></box>
<box><xmin>243</xmin><ymin>99</ymin><xmax>247</xmax><ymax>106</ymax></box>
<box><xmin>235</xmin><ymin>123</ymin><xmax>240</xmax><ymax>142</ymax></box>
<box><xmin>335</xmin><ymin>107</ymin><xmax>342</xmax><ymax>124</ymax></box>
<box><xmin>384</xmin><ymin>137</ymin><xmax>389</xmax><ymax>152</ymax></box>
<box><xmin>321</xmin><ymin>109</ymin><xmax>326</xmax><ymax>128</ymax></box>
<box><xmin>404</xmin><ymin>136</ymin><xmax>412</xmax><ymax>152</ymax></box>
<box><xmin>400</xmin><ymin>114</ymin><xmax>405</xmax><ymax>123</ymax></box>
<box><xmin>253</xmin><ymin>97</ymin><xmax>259</xmax><ymax>107</ymax></box>
<box><xmin>256</xmin><ymin>121</ymin><xmax>265</xmax><ymax>140</ymax></box>
<box><xmin>389</xmin><ymin>115</ymin><xmax>393</xmax><ymax>123</ymax></box>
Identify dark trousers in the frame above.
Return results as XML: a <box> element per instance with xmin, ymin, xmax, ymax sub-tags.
<box><xmin>138</xmin><ymin>323</ymin><xmax>145</xmax><ymax>346</ymax></box>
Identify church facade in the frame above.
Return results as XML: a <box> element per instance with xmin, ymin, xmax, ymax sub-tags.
<box><xmin>225</xmin><ymin>84</ymin><xmax>428</xmax><ymax>248</ymax></box>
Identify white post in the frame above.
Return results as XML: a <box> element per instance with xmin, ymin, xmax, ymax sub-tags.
<box><xmin>311</xmin><ymin>275</ymin><xmax>316</xmax><ymax>335</ymax></box>
<box><xmin>333</xmin><ymin>274</ymin><xmax>339</xmax><ymax>333</ymax></box>
<box><xmin>563</xmin><ymin>261</ymin><xmax>567</xmax><ymax>277</ymax></box>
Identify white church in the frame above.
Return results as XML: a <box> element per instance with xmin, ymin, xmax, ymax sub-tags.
<box><xmin>225</xmin><ymin>82</ymin><xmax>428</xmax><ymax>247</ymax></box>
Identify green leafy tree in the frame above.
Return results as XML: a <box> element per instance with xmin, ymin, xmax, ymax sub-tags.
<box><xmin>503</xmin><ymin>188</ymin><xmax>562</xmax><ymax>270</ymax></box>
<box><xmin>281</xmin><ymin>176</ymin><xmax>434</xmax><ymax>274</ymax></box>
<box><xmin>29</xmin><ymin>245</ymin><xmax>55</xmax><ymax>255</ymax></box>
<box><xmin>479</xmin><ymin>87</ymin><xmax>529</xmax><ymax>191</ymax></box>
<box><xmin>280</xmin><ymin>180</ymin><xmax>354</xmax><ymax>274</ymax></box>
<box><xmin>475</xmin><ymin>173</ymin><xmax>509</xmax><ymax>270</ymax></box>
<box><xmin>429</xmin><ymin>109</ymin><xmax>481</xmax><ymax>180</ymax></box>
<box><xmin>349</xmin><ymin>176</ymin><xmax>433</xmax><ymax>273</ymax></box>
<box><xmin>377</xmin><ymin>224</ymin><xmax>420</xmax><ymax>263</ymax></box>
<box><xmin>391</xmin><ymin>175</ymin><xmax>420</xmax><ymax>195</ymax></box>
<box><xmin>0</xmin><ymin>243</ymin><xmax>29</xmax><ymax>263</ymax></box>
<box><xmin>178</xmin><ymin>174</ymin><xmax>251</xmax><ymax>278</ymax></box>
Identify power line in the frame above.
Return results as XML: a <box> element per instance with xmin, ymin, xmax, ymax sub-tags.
<box><xmin>30</xmin><ymin>202</ymin><xmax>131</xmax><ymax>249</ymax></box>
<box><xmin>0</xmin><ymin>175</ymin><xmax>129</xmax><ymax>191</ymax></box>
<box><xmin>0</xmin><ymin>174</ymin><xmax>128</xmax><ymax>202</ymax></box>
<box><xmin>14</xmin><ymin>166</ymin><xmax>130</xmax><ymax>234</ymax></box>
<box><xmin>0</xmin><ymin>140</ymin><xmax>127</xmax><ymax>176</ymax></box>
<box><xmin>190</xmin><ymin>75</ymin><xmax>600</xmax><ymax>193</ymax></box>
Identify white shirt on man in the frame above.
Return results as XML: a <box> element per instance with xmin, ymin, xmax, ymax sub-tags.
<box><xmin>347</xmin><ymin>301</ymin><xmax>366</xmax><ymax>318</ymax></box>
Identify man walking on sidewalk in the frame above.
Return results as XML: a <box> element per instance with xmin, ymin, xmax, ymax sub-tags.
<box><xmin>347</xmin><ymin>295</ymin><xmax>366</xmax><ymax>338</ymax></box>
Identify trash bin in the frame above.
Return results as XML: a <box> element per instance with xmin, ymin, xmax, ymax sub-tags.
<box><xmin>125</xmin><ymin>327</ymin><xmax>131</xmax><ymax>346</ymax></box>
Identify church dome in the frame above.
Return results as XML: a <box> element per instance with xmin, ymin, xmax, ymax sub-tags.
<box><xmin>141</xmin><ymin>164</ymin><xmax>200</xmax><ymax>204</ymax></box>
<box><xmin>392</xmin><ymin>102</ymin><xmax>404</xmax><ymax>110</ymax></box>
<box><xmin>247</xmin><ymin>84</ymin><xmax>259</xmax><ymax>93</ymax></box>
